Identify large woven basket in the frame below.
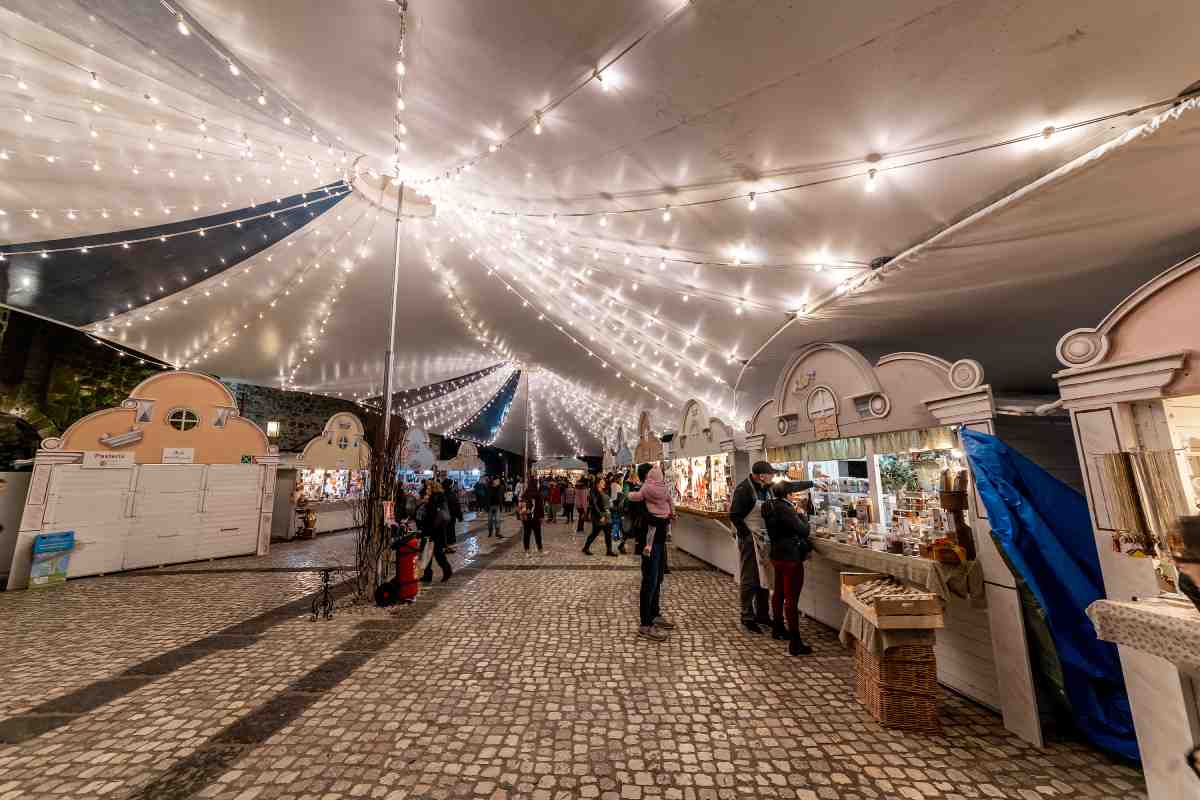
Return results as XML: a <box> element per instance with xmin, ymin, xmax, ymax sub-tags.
<box><xmin>854</xmin><ymin>641</ymin><xmax>942</xmax><ymax>734</ymax></box>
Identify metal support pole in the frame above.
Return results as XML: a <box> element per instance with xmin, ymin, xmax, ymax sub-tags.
<box><xmin>523</xmin><ymin>370</ymin><xmax>530</xmax><ymax>478</ymax></box>
<box><xmin>380</xmin><ymin>181</ymin><xmax>404</xmax><ymax>452</ymax></box>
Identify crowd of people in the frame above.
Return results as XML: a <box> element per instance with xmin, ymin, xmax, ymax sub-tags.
<box><xmin>393</xmin><ymin>460</ymin><xmax>818</xmax><ymax>653</ymax></box>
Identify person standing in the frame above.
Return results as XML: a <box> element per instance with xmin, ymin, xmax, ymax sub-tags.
<box><xmin>518</xmin><ymin>480</ymin><xmax>545</xmax><ymax>553</ymax></box>
<box><xmin>761</xmin><ymin>482</ymin><xmax>814</xmax><ymax>655</ymax></box>
<box><xmin>583</xmin><ymin>477</ymin><xmax>615</xmax><ymax>556</ymax></box>
<box><xmin>574</xmin><ymin>478</ymin><xmax>590</xmax><ymax>533</ymax></box>
<box><xmin>486</xmin><ymin>476</ymin><xmax>505</xmax><ymax>538</ymax></box>
<box><xmin>628</xmin><ymin>463</ymin><xmax>674</xmax><ymax>641</ymax></box>
<box><xmin>562</xmin><ymin>479</ymin><xmax>576</xmax><ymax>524</ymax></box>
<box><xmin>512</xmin><ymin>479</ymin><xmax>523</xmax><ymax>514</ymax></box>
<box><xmin>547</xmin><ymin>479</ymin><xmax>561</xmax><ymax>524</ymax></box>
<box><xmin>611</xmin><ymin>474</ymin><xmax>628</xmax><ymax>554</ymax></box>
<box><xmin>418</xmin><ymin>482</ymin><xmax>453</xmax><ymax>583</ymax></box>
<box><xmin>472</xmin><ymin>477</ymin><xmax>488</xmax><ymax>514</ymax></box>
<box><xmin>728</xmin><ymin>462</ymin><xmax>813</xmax><ymax>633</ymax></box>
<box><xmin>442</xmin><ymin>478</ymin><xmax>462</xmax><ymax>553</ymax></box>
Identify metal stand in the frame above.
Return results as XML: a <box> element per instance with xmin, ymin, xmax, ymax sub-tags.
<box><xmin>311</xmin><ymin>568</ymin><xmax>336</xmax><ymax>621</ymax></box>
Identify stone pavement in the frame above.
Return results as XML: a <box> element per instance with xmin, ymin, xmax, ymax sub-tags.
<box><xmin>0</xmin><ymin>515</ymin><xmax>1145</xmax><ymax>799</ymax></box>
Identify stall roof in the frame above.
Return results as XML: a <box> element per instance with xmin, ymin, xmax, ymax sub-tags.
<box><xmin>533</xmin><ymin>456</ymin><xmax>588</xmax><ymax>472</ymax></box>
<box><xmin>3</xmin><ymin>1</ymin><xmax>1200</xmax><ymax>457</ymax></box>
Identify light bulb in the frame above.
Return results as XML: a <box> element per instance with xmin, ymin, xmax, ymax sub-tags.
<box><xmin>659</xmin><ymin>257</ymin><xmax>666</xmax><ymax>270</ymax></box>
<box><xmin>177</xmin><ymin>19</ymin><xmax>190</xmax><ymax>35</ymax></box>
<box><xmin>154</xmin><ymin>119</ymin><xmax>164</xmax><ymax>132</ymax></box>
<box><xmin>228</xmin><ymin>61</ymin><xmax>240</xmax><ymax>76</ymax></box>
<box><xmin>258</xmin><ymin>91</ymin><xmax>266</xmax><ymax>105</ymax></box>
<box><xmin>396</xmin><ymin>59</ymin><xmax>406</xmax><ymax>76</ymax></box>
<box><xmin>534</xmin><ymin>113</ymin><xmax>543</xmax><ymax>135</ymax></box>
<box><xmin>661</xmin><ymin>206</ymin><xmax>671</xmax><ymax>222</ymax></box>
<box><xmin>23</xmin><ymin>110</ymin><xmax>33</xmax><ymax>123</ymax></box>
<box><xmin>90</xmin><ymin>72</ymin><xmax>100</xmax><ymax>89</ymax></box>
<box><xmin>17</xmin><ymin>78</ymin><xmax>27</xmax><ymax>90</ymax></box>
<box><xmin>283</xmin><ymin>115</ymin><xmax>291</xmax><ymax>125</ymax></box>
<box><xmin>747</xmin><ymin>192</ymin><xmax>757</xmax><ymax>211</ymax></box>
<box><xmin>836</xmin><ymin>283</ymin><xmax>848</xmax><ymax>295</ymax></box>
<box><xmin>682</xmin><ymin>293</ymin><xmax>689</xmax><ymax>302</ymax></box>
<box><xmin>865</xmin><ymin>169</ymin><xmax>878</xmax><ymax>193</ymax></box>
<box><xmin>1039</xmin><ymin>125</ymin><xmax>1055</xmax><ymax>149</ymax></box>
<box><xmin>90</xmin><ymin>126</ymin><xmax>98</xmax><ymax>138</ymax></box>
<box><xmin>92</xmin><ymin>162</ymin><xmax>101</xmax><ymax>172</ymax></box>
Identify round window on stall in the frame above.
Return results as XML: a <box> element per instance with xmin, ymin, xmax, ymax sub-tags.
<box><xmin>165</xmin><ymin>408</ymin><xmax>200</xmax><ymax>432</ymax></box>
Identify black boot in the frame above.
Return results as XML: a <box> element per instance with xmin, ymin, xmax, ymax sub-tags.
<box><xmin>771</xmin><ymin>618</ymin><xmax>788</xmax><ymax>641</ymax></box>
<box><xmin>788</xmin><ymin>632</ymin><xmax>813</xmax><ymax>656</ymax></box>
<box><xmin>742</xmin><ymin>620</ymin><xmax>764</xmax><ymax>635</ymax></box>
<box><xmin>441</xmin><ymin>566</ymin><xmax>453</xmax><ymax>583</ymax></box>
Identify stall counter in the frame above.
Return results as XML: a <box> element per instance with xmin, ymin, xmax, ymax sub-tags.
<box><xmin>671</xmin><ymin>507</ymin><xmax>738</xmax><ymax>575</ymax></box>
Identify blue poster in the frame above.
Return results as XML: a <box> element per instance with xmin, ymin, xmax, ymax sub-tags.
<box><xmin>29</xmin><ymin>531</ymin><xmax>75</xmax><ymax>588</ymax></box>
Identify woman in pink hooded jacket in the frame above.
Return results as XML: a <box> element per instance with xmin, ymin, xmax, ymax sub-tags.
<box><xmin>628</xmin><ymin>464</ymin><xmax>674</xmax><ymax>641</ymax></box>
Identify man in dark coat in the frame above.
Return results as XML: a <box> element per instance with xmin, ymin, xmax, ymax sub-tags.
<box><xmin>486</xmin><ymin>476</ymin><xmax>505</xmax><ymax>538</ymax></box>
<box><xmin>728</xmin><ymin>461</ymin><xmax>814</xmax><ymax>634</ymax></box>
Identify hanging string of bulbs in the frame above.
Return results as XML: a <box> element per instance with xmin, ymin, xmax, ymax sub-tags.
<box><xmin>411</xmin><ymin>0</ymin><xmax>693</xmax><ymax>186</ymax></box>
<box><xmin>451</xmin><ymin>368</ymin><xmax>523</xmax><ymax>447</ymax></box>
<box><xmin>454</xmin><ymin>219</ymin><xmax>738</xmax><ymax>392</ymax></box>
<box><xmin>431</xmin><ymin>88</ymin><xmax>1200</xmax><ymax>228</ymax></box>
<box><xmin>400</xmin><ymin>365</ymin><xmax>515</xmax><ymax>432</ymax></box>
<box><xmin>0</xmin><ymin>30</ymin><xmax>354</xmax><ymax>172</ymax></box>
<box><xmin>0</xmin><ymin>184</ymin><xmax>350</xmax><ymax>258</ymax></box>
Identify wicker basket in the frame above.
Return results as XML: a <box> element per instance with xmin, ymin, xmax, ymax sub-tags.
<box><xmin>854</xmin><ymin>641</ymin><xmax>942</xmax><ymax>734</ymax></box>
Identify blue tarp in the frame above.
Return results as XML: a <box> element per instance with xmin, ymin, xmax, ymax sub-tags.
<box><xmin>961</xmin><ymin>428</ymin><xmax>1139</xmax><ymax>761</ymax></box>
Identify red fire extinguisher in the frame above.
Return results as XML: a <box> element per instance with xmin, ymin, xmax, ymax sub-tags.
<box><xmin>394</xmin><ymin>527</ymin><xmax>421</xmax><ymax>603</ymax></box>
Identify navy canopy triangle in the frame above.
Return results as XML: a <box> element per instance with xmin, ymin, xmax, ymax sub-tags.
<box><xmin>0</xmin><ymin>181</ymin><xmax>350</xmax><ymax>327</ymax></box>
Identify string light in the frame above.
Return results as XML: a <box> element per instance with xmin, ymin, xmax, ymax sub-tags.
<box><xmin>865</xmin><ymin>169</ymin><xmax>878</xmax><ymax>193</ymax></box>
<box><xmin>747</xmin><ymin>192</ymin><xmax>757</xmax><ymax>211</ymax></box>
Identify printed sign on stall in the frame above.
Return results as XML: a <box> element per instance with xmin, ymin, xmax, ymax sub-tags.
<box><xmin>162</xmin><ymin>447</ymin><xmax>195</xmax><ymax>464</ymax></box>
<box><xmin>29</xmin><ymin>531</ymin><xmax>75</xmax><ymax>588</ymax></box>
<box><xmin>81</xmin><ymin>451</ymin><xmax>135</xmax><ymax>469</ymax></box>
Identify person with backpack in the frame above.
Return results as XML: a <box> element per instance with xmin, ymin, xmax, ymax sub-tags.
<box><xmin>583</xmin><ymin>477</ymin><xmax>615</xmax><ymax>556</ymax></box>
<box><xmin>610</xmin><ymin>474</ymin><xmax>628</xmax><ymax>554</ymax></box>
<box><xmin>518</xmin><ymin>479</ymin><xmax>545</xmax><ymax>553</ymax></box>
<box><xmin>418</xmin><ymin>481</ymin><xmax>453</xmax><ymax>583</ymax></box>
<box><xmin>628</xmin><ymin>463</ymin><xmax>675</xmax><ymax>641</ymax></box>
<box><xmin>760</xmin><ymin>481</ymin><xmax>815</xmax><ymax>655</ymax></box>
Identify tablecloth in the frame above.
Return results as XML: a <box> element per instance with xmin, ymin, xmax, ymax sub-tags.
<box><xmin>811</xmin><ymin>539</ymin><xmax>985</xmax><ymax>606</ymax></box>
<box><xmin>1087</xmin><ymin>597</ymin><xmax>1200</xmax><ymax>672</ymax></box>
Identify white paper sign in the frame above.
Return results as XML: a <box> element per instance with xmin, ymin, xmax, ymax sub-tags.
<box><xmin>81</xmin><ymin>451</ymin><xmax>135</xmax><ymax>469</ymax></box>
<box><xmin>162</xmin><ymin>447</ymin><xmax>195</xmax><ymax>465</ymax></box>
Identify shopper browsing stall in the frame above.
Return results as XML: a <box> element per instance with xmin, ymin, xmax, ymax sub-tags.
<box><xmin>728</xmin><ymin>461</ymin><xmax>814</xmax><ymax>633</ymax></box>
<box><xmin>761</xmin><ymin>482</ymin><xmax>814</xmax><ymax>655</ymax></box>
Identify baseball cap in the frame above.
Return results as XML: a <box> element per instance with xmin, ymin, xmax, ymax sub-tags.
<box><xmin>751</xmin><ymin>461</ymin><xmax>778</xmax><ymax>476</ymax></box>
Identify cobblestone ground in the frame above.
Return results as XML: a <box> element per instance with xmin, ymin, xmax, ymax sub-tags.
<box><xmin>0</xmin><ymin>515</ymin><xmax>1145</xmax><ymax>799</ymax></box>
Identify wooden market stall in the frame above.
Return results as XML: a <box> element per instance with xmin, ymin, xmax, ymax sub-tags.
<box><xmin>664</xmin><ymin>399</ymin><xmax>749</xmax><ymax>575</ymax></box>
<box><xmin>532</xmin><ymin>456</ymin><xmax>587</xmax><ymax>481</ymax></box>
<box><xmin>288</xmin><ymin>411</ymin><xmax>371</xmax><ymax>536</ymax></box>
<box><xmin>745</xmin><ymin>343</ymin><xmax>1078</xmax><ymax>746</ymax></box>
<box><xmin>1051</xmin><ymin>251</ymin><xmax>1200</xmax><ymax>800</ymax></box>
<box><xmin>6</xmin><ymin>371</ymin><xmax>278</xmax><ymax>588</ymax></box>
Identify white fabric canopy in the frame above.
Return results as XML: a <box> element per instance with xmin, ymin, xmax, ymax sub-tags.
<box><xmin>4</xmin><ymin>1</ymin><xmax>1200</xmax><ymax>455</ymax></box>
<box><xmin>533</xmin><ymin>456</ymin><xmax>588</xmax><ymax>473</ymax></box>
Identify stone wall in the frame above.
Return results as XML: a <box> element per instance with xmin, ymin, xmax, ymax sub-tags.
<box><xmin>223</xmin><ymin>381</ymin><xmax>382</xmax><ymax>453</ymax></box>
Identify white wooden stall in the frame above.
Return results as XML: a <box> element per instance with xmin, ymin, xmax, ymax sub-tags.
<box><xmin>743</xmin><ymin>343</ymin><xmax>1059</xmax><ymax>747</ymax></box>
<box><xmin>6</xmin><ymin>372</ymin><xmax>277</xmax><ymax>589</ymax></box>
<box><xmin>1052</xmin><ymin>252</ymin><xmax>1200</xmax><ymax>800</ymax></box>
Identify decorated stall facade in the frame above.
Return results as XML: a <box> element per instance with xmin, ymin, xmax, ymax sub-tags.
<box><xmin>747</xmin><ymin>343</ymin><xmax>1065</xmax><ymax>747</ymax></box>
<box><xmin>397</xmin><ymin>426</ymin><xmax>436</xmax><ymax>493</ymax></box>
<box><xmin>6</xmin><ymin>372</ymin><xmax>277</xmax><ymax>588</ymax></box>
<box><xmin>1052</xmin><ymin>252</ymin><xmax>1200</xmax><ymax>799</ymax></box>
<box><xmin>289</xmin><ymin>412</ymin><xmax>371</xmax><ymax>535</ymax></box>
<box><xmin>632</xmin><ymin>411</ymin><xmax>663</xmax><ymax>465</ymax></box>
<box><xmin>666</xmin><ymin>399</ymin><xmax>749</xmax><ymax>575</ymax></box>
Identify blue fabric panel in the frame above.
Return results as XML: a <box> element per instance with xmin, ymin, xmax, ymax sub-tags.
<box><xmin>0</xmin><ymin>181</ymin><xmax>349</xmax><ymax>326</ymax></box>
<box><xmin>453</xmin><ymin>370</ymin><xmax>521</xmax><ymax>444</ymax></box>
<box><xmin>961</xmin><ymin>427</ymin><xmax>1138</xmax><ymax>760</ymax></box>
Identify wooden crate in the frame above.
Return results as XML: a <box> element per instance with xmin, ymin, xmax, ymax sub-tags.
<box><xmin>839</xmin><ymin>572</ymin><xmax>944</xmax><ymax>629</ymax></box>
<box><xmin>855</xmin><ymin>640</ymin><xmax>942</xmax><ymax>734</ymax></box>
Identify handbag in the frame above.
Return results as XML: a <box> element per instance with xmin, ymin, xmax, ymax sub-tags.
<box><xmin>418</xmin><ymin>538</ymin><xmax>434</xmax><ymax>571</ymax></box>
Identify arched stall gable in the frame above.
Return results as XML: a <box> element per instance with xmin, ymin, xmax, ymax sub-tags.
<box><xmin>665</xmin><ymin>397</ymin><xmax>751</xmax><ymax>577</ymax></box>
<box><xmin>750</xmin><ymin>342</ymin><xmax>1056</xmax><ymax>750</ymax></box>
<box><xmin>286</xmin><ymin>412</ymin><xmax>373</xmax><ymax>536</ymax></box>
<box><xmin>7</xmin><ymin>371</ymin><xmax>278</xmax><ymax>589</ymax></box>
<box><xmin>1052</xmin><ymin>252</ymin><xmax>1200</xmax><ymax>800</ymax></box>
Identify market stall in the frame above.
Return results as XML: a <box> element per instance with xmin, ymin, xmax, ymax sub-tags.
<box><xmin>6</xmin><ymin>372</ymin><xmax>278</xmax><ymax>588</ymax></box>
<box><xmin>747</xmin><ymin>343</ymin><xmax>1075</xmax><ymax>747</ymax></box>
<box><xmin>1052</xmin><ymin>252</ymin><xmax>1200</xmax><ymax>799</ymax></box>
<box><xmin>397</xmin><ymin>426</ymin><xmax>436</xmax><ymax>494</ymax></box>
<box><xmin>438</xmin><ymin>441</ymin><xmax>484</xmax><ymax>490</ymax></box>
<box><xmin>289</xmin><ymin>412</ymin><xmax>371</xmax><ymax>536</ymax></box>
<box><xmin>532</xmin><ymin>456</ymin><xmax>587</xmax><ymax>482</ymax></box>
<box><xmin>664</xmin><ymin>399</ymin><xmax>748</xmax><ymax>575</ymax></box>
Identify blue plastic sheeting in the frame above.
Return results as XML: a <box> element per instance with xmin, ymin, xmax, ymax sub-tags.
<box><xmin>961</xmin><ymin>428</ymin><xmax>1139</xmax><ymax>761</ymax></box>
